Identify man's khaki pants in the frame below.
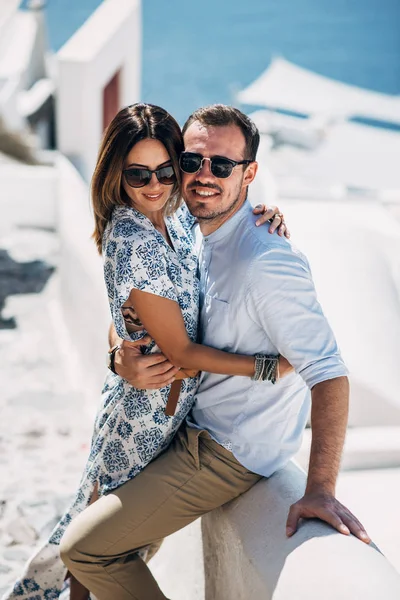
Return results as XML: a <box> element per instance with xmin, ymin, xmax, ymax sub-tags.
<box><xmin>60</xmin><ymin>425</ymin><xmax>261</xmax><ymax>600</ymax></box>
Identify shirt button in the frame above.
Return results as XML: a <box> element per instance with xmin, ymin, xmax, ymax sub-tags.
<box><xmin>204</xmin><ymin>238</ymin><xmax>209</xmax><ymax>242</ymax></box>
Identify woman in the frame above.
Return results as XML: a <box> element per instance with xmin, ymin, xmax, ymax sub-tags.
<box><xmin>3</xmin><ymin>103</ymin><xmax>290</xmax><ymax>600</ymax></box>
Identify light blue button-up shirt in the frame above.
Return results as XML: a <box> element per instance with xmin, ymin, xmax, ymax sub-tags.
<box><xmin>188</xmin><ymin>200</ymin><xmax>348</xmax><ymax>477</ymax></box>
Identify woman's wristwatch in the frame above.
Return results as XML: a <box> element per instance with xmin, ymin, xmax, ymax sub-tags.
<box><xmin>107</xmin><ymin>344</ymin><xmax>121</xmax><ymax>374</ymax></box>
<box><xmin>252</xmin><ymin>354</ymin><xmax>280</xmax><ymax>384</ymax></box>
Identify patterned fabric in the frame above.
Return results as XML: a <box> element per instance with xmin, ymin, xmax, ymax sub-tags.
<box><xmin>3</xmin><ymin>203</ymin><xmax>200</xmax><ymax>600</ymax></box>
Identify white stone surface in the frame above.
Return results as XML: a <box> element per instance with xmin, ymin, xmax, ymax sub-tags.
<box><xmin>0</xmin><ymin>12</ymin><xmax>37</xmax><ymax>80</ymax></box>
<box><xmin>202</xmin><ymin>462</ymin><xmax>400</xmax><ymax>600</ymax></box>
<box><xmin>337</xmin><ymin>467</ymin><xmax>400</xmax><ymax>575</ymax></box>
<box><xmin>0</xmin><ymin>163</ymin><xmax>57</xmax><ymax>235</ymax></box>
<box><xmin>56</xmin><ymin>0</ymin><xmax>141</xmax><ymax>180</ymax></box>
<box><xmin>55</xmin><ymin>154</ymin><xmax>110</xmax><ymax>412</ymax></box>
<box><xmin>0</xmin><ymin>3</ymin><xmax>48</xmax><ymax>132</ymax></box>
<box><xmin>297</xmin><ymin>426</ymin><xmax>400</xmax><ymax>472</ymax></box>
<box><xmin>249</xmin><ymin>187</ymin><xmax>400</xmax><ymax>428</ymax></box>
<box><xmin>149</xmin><ymin>520</ymin><xmax>205</xmax><ymax>600</ymax></box>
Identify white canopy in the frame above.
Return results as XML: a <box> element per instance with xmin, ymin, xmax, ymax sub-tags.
<box><xmin>238</xmin><ymin>57</ymin><xmax>400</xmax><ymax>125</ymax></box>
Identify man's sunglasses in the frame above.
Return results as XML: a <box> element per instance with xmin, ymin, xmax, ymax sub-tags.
<box><xmin>179</xmin><ymin>152</ymin><xmax>252</xmax><ymax>179</ymax></box>
<box><xmin>123</xmin><ymin>165</ymin><xmax>176</xmax><ymax>188</ymax></box>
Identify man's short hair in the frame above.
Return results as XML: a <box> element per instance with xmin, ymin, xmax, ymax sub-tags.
<box><xmin>182</xmin><ymin>104</ymin><xmax>260</xmax><ymax>161</ymax></box>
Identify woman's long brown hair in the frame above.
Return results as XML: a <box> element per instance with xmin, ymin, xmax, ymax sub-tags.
<box><xmin>91</xmin><ymin>103</ymin><xmax>184</xmax><ymax>254</ymax></box>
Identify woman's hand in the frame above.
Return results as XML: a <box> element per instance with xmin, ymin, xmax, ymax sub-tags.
<box><xmin>252</xmin><ymin>204</ymin><xmax>290</xmax><ymax>238</ymax></box>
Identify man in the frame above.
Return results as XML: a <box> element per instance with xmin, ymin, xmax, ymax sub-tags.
<box><xmin>61</xmin><ymin>105</ymin><xmax>369</xmax><ymax>600</ymax></box>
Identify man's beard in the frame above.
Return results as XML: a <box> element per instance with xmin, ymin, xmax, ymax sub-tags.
<box><xmin>185</xmin><ymin>180</ymin><xmax>243</xmax><ymax>223</ymax></box>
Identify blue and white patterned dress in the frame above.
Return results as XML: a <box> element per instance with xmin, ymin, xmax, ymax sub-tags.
<box><xmin>3</xmin><ymin>203</ymin><xmax>200</xmax><ymax>600</ymax></box>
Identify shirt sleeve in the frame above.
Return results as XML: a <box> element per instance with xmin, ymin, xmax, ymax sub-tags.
<box><xmin>244</xmin><ymin>243</ymin><xmax>348</xmax><ymax>389</ymax></box>
<box><xmin>104</xmin><ymin>232</ymin><xmax>178</xmax><ymax>342</ymax></box>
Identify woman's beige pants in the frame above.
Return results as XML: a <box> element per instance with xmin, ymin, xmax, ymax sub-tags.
<box><xmin>60</xmin><ymin>425</ymin><xmax>261</xmax><ymax>600</ymax></box>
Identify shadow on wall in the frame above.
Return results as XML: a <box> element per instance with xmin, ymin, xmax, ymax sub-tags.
<box><xmin>0</xmin><ymin>247</ymin><xmax>54</xmax><ymax>328</ymax></box>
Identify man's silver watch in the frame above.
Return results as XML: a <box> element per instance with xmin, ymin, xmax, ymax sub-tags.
<box><xmin>107</xmin><ymin>344</ymin><xmax>121</xmax><ymax>374</ymax></box>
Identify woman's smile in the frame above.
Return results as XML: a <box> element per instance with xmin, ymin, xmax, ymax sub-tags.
<box><xmin>142</xmin><ymin>191</ymin><xmax>164</xmax><ymax>201</ymax></box>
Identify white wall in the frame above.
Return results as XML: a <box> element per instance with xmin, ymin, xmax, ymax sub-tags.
<box><xmin>278</xmin><ymin>198</ymin><xmax>400</xmax><ymax>427</ymax></box>
<box><xmin>250</xmin><ymin>160</ymin><xmax>400</xmax><ymax>427</ymax></box>
<box><xmin>0</xmin><ymin>76</ymin><xmax>24</xmax><ymax>131</ymax></box>
<box><xmin>0</xmin><ymin>8</ymin><xmax>43</xmax><ymax>132</ymax></box>
<box><xmin>56</xmin><ymin>0</ymin><xmax>141</xmax><ymax>181</ymax></box>
<box><xmin>0</xmin><ymin>162</ymin><xmax>57</xmax><ymax>234</ymax></box>
<box><xmin>56</xmin><ymin>154</ymin><xmax>110</xmax><ymax>410</ymax></box>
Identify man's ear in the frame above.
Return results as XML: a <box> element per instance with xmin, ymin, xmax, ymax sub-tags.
<box><xmin>243</xmin><ymin>161</ymin><xmax>258</xmax><ymax>188</ymax></box>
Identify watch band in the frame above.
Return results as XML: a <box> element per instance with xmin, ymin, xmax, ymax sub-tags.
<box><xmin>108</xmin><ymin>344</ymin><xmax>121</xmax><ymax>375</ymax></box>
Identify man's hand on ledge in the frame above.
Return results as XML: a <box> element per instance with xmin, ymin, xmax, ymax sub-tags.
<box><xmin>114</xmin><ymin>337</ymin><xmax>179</xmax><ymax>390</ymax></box>
<box><xmin>286</xmin><ymin>491</ymin><xmax>371</xmax><ymax>544</ymax></box>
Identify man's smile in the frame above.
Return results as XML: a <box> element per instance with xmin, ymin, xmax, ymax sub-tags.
<box><xmin>192</xmin><ymin>189</ymin><xmax>220</xmax><ymax>198</ymax></box>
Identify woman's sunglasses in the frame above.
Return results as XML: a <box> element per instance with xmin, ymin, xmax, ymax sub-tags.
<box><xmin>179</xmin><ymin>152</ymin><xmax>252</xmax><ymax>179</ymax></box>
<box><xmin>123</xmin><ymin>165</ymin><xmax>176</xmax><ymax>188</ymax></box>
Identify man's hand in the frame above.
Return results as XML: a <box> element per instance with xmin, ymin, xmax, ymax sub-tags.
<box><xmin>285</xmin><ymin>377</ymin><xmax>370</xmax><ymax>544</ymax></box>
<box><xmin>252</xmin><ymin>204</ymin><xmax>290</xmax><ymax>237</ymax></box>
<box><xmin>286</xmin><ymin>491</ymin><xmax>370</xmax><ymax>544</ymax></box>
<box><xmin>114</xmin><ymin>336</ymin><xmax>179</xmax><ymax>389</ymax></box>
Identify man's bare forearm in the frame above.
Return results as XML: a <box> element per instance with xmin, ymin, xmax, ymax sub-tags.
<box><xmin>306</xmin><ymin>376</ymin><xmax>349</xmax><ymax>495</ymax></box>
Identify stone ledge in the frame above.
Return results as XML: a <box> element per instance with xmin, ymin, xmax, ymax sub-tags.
<box><xmin>202</xmin><ymin>461</ymin><xmax>400</xmax><ymax>600</ymax></box>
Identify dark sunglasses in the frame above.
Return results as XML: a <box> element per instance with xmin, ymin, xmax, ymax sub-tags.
<box><xmin>179</xmin><ymin>152</ymin><xmax>252</xmax><ymax>179</ymax></box>
<box><xmin>123</xmin><ymin>165</ymin><xmax>176</xmax><ymax>188</ymax></box>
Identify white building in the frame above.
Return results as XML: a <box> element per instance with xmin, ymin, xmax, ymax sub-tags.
<box><xmin>56</xmin><ymin>0</ymin><xmax>141</xmax><ymax>180</ymax></box>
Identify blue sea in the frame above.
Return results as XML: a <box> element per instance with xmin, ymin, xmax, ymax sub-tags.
<box><xmin>25</xmin><ymin>0</ymin><xmax>400</xmax><ymax>125</ymax></box>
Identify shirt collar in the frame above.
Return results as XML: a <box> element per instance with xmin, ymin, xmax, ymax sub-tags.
<box><xmin>202</xmin><ymin>199</ymin><xmax>251</xmax><ymax>245</ymax></box>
